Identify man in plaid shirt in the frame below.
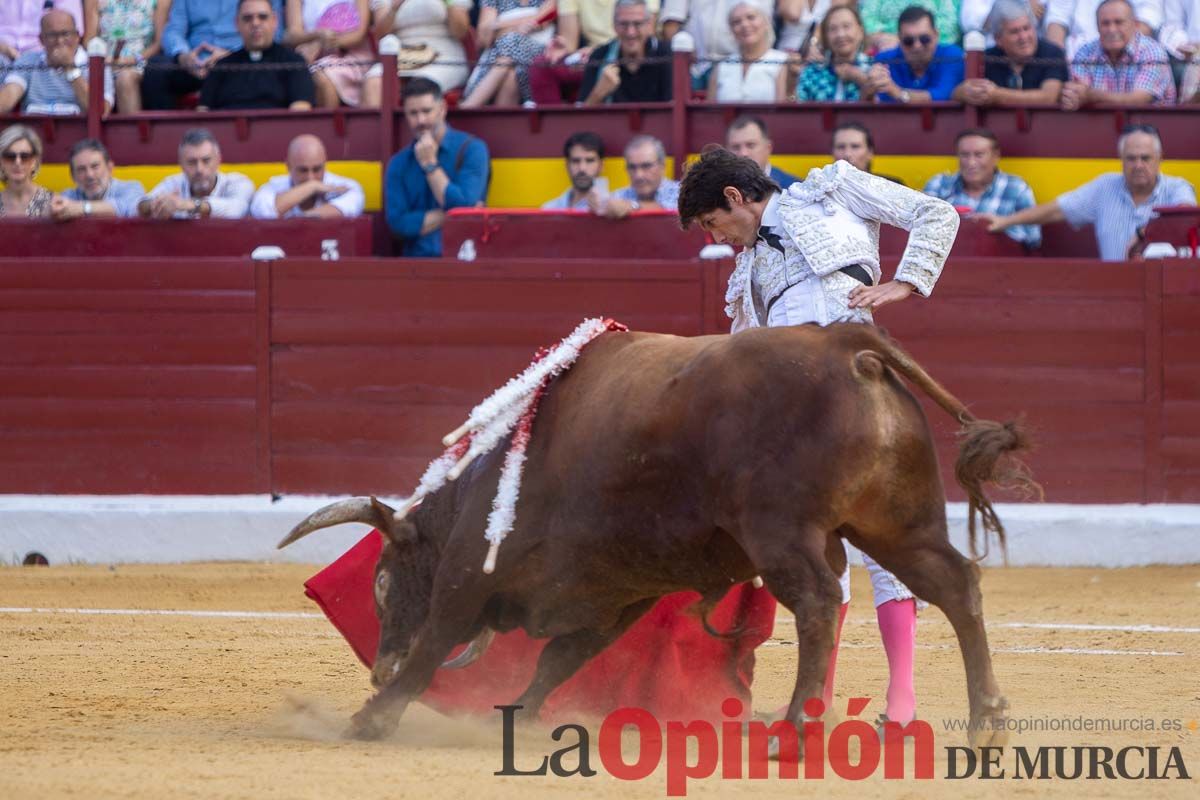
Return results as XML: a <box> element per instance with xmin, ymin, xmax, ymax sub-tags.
<box><xmin>923</xmin><ymin>128</ymin><xmax>1040</xmax><ymax>247</ymax></box>
<box><xmin>1062</xmin><ymin>0</ymin><xmax>1177</xmax><ymax>109</ymax></box>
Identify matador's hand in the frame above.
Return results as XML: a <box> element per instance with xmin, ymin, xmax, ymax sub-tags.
<box><xmin>848</xmin><ymin>280</ymin><xmax>914</xmax><ymax>310</ymax></box>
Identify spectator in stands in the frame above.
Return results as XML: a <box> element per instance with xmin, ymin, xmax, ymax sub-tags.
<box><xmin>955</xmin><ymin>0</ymin><xmax>1068</xmax><ymax>106</ymax></box>
<box><xmin>796</xmin><ymin>4</ymin><xmax>874</xmax><ymax>101</ymax></box>
<box><xmin>50</xmin><ymin>138</ymin><xmax>144</xmax><ymax>219</ymax></box>
<box><xmin>250</xmin><ymin>134</ymin><xmax>365</xmax><ymax>218</ymax></box>
<box><xmin>198</xmin><ymin>0</ymin><xmax>314</xmax><ymax>110</ymax></box>
<box><xmin>1048</xmin><ymin>0</ymin><xmax>1161</xmax><ymax>59</ymax></box>
<box><xmin>362</xmin><ymin>0</ymin><xmax>472</xmax><ymax>104</ymax></box>
<box><xmin>142</xmin><ymin>0</ymin><xmax>284</xmax><ymax>110</ymax></box>
<box><xmin>776</xmin><ymin>0</ymin><xmax>836</xmax><ymax>53</ymax></box>
<box><xmin>980</xmin><ymin>125</ymin><xmax>1197</xmax><ymax>260</ymax></box>
<box><xmin>1</xmin><ymin>2</ymin><xmax>85</xmax><ymax>64</ymax></box>
<box><xmin>831</xmin><ymin>121</ymin><xmax>906</xmax><ymax>185</ymax></box>
<box><xmin>602</xmin><ymin>133</ymin><xmax>678</xmax><ymax>217</ymax></box>
<box><xmin>83</xmin><ymin>0</ymin><xmax>169</xmax><ymax>113</ymax></box>
<box><xmin>282</xmin><ymin>0</ymin><xmax>372</xmax><ymax>108</ymax></box>
<box><xmin>579</xmin><ymin>0</ymin><xmax>672</xmax><ymax>104</ymax></box>
<box><xmin>1162</xmin><ymin>0</ymin><xmax>1200</xmax><ymax>101</ymax></box>
<box><xmin>529</xmin><ymin>0</ymin><xmax>663</xmax><ymax>104</ymax></box>
<box><xmin>0</xmin><ymin>9</ymin><xmax>114</xmax><ymax>114</ymax></box>
<box><xmin>385</xmin><ymin>77</ymin><xmax>490</xmax><ymax>256</ymax></box>
<box><xmin>726</xmin><ymin>115</ymin><xmax>797</xmax><ymax>189</ymax></box>
<box><xmin>1062</xmin><ymin>0</ymin><xmax>1176</xmax><ymax>108</ymax></box>
<box><xmin>1160</xmin><ymin>0</ymin><xmax>1200</xmax><ymax>62</ymax></box>
<box><xmin>138</xmin><ymin>128</ymin><xmax>255</xmax><ymax>219</ymax></box>
<box><xmin>708</xmin><ymin>2</ymin><xmax>788</xmax><ymax>102</ymax></box>
<box><xmin>867</xmin><ymin>5</ymin><xmax>964</xmax><ymax>103</ymax></box>
<box><xmin>460</xmin><ymin>0</ymin><xmax>556</xmax><ymax>107</ymax></box>
<box><xmin>859</xmin><ymin>0</ymin><xmax>959</xmax><ymax>51</ymax></box>
<box><xmin>0</xmin><ymin>124</ymin><xmax>52</xmax><ymax>218</ymax></box>
<box><xmin>543</xmin><ymin>131</ymin><xmax>607</xmax><ymax>210</ymax></box>
<box><xmin>660</xmin><ymin>0</ymin><xmax>761</xmax><ymax>87</ymax></box>
<box><xmin>923</xmin><ymin>128</ymin><xmax>1041</xmax><ymax>247</ymax></box>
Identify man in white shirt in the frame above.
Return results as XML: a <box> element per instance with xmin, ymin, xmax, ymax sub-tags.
<box><xmin>138</xmin><ymin>128</ymin><xmax>255</xmax><ymax>219</ymax></box>
<box><xmin>250</xmin><ymin>134</ymin><xmax>364</xmax><ymax>219</ymax></box>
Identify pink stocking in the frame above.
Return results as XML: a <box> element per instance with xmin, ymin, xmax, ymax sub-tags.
<box><xmin>876</xmin><ymin>598</ymin><xmax>917</xmax><ymax>724</ymax></box>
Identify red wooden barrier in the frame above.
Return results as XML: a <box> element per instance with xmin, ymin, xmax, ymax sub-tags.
<box><xmin>441</xmin><ymin>209</ymin><xmax>712</xmax><ymax>261</ymax></box>
<box><xmin>0</xmin><ymin>217</ymin><xmax>373</xmax><ymax>259</ymax></box>
<box><xmin>1</xmin><ymin>257</ymin><xmax>1195</xmax><ymax>502</ymax></box>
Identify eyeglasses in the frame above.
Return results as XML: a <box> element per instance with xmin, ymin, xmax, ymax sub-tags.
<box><xmin>42</xmin><ymin>30</ymin><xmax>78</xmax><ymax>42</ymax></box>
<box><xmin>626</xmin><ymin>160</ymin><xmax>659</xmax><ymax>172</ymax></box>
<box><xmin>240</xmin><ymin>12</ymin><xmax>271</xmax><ymax>22</ymax></box>
<box><xmin>901</xmin><ymin>34</ymin><xmax>934</xmax><ymax>47</ymax></box>
<box><xmin>615</xmin><ymin>19</ymin><xmax>649</xmax><ymax>30</ymax></box>
<box><xmin>1</xmin><ymin>150</ymin><xmax>36</xmax><ymax>163</ymax></box>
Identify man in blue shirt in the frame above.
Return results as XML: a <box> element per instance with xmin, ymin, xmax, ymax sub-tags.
<box><xmin>142</xmin><ymin>0</ymin><xmax>284</xmax><ymax>110</ymax></box>
<box><xmin>385</xmin><ymin>77</ymin><xmax>490</xmax><ymax>257</ymax></box>
<box><xmin>923</xmin><ymin>128</ymin><xmax>1040</xmax><ymax>247</ymax></box>
<box><xmin>49</xmin><ymin>138</ymin><xmax>144</xmax><ymax>219</ymax></box>
<box><xmin>726</xmin><ymin>115</ymin><xmax>797</xmax><ymax>190</ymax></box>
<box><xmin>868</xmin><ymin>6</ymin><xmax>964</xmax><ymax>103</ymax></box>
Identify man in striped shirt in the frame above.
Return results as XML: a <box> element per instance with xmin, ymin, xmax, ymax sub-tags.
<box><xmin>0</xmin><ymin>9</ymin><xmax>112</xmax><ymax>115</ymax></box>
<box><xmin>1061</xmin><ymin>0</ymin><xmax>1177</xmax><ymax>109</ymax></box>
<box><xmin>979</xmin><ymin>125</ymin><xmax>1197</xmax><ymax>261</ymax></box>
<box><xmin>923</xmin><ymin>128</ymin><xmax>1040</xmax><ymax>248</ymax></box>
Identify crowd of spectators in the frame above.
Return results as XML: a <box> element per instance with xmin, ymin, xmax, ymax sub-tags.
<box><xmin>1</xmin><ymin>0</ymin><xmax>1198</xmax><ymax>112</ymax></box>
<box><xmin>0</xmin><ymin>122</ymin><xmax>366</xmax><ymax>223</ymax></box>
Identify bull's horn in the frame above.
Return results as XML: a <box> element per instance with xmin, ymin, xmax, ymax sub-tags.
<box><xmin>277</xmin><ymin>496</ymin><xmax>402</xmax><ymax>549</ymax></box>
<box><xmin>751</xmin><ymin>576</ymin><xmax>764</xmax><ymax>588</ymax></box>
<box><xmin>440</xmin><ymin>628</ymin><xmax>496</xmax><ymax>670</ymax></box>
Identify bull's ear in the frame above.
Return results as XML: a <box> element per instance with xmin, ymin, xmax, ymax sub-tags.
<box><xmin>374</xmin><ymin>497</ymin><xmax>419</xmax><ymax>546</ymax></box>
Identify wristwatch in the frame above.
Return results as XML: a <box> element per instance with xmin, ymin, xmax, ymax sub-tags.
<box><xmin>421</xmin><ymin>162</ymin><xmax>440</xmax><ymax>175</ymax></box>
<box><xmin>64</xmin><ymin>67</ymin><xmax>83</xmax><ymax>82</ymax></box>
<box><xmin>899</xmin><ymin>89</ymin><xmax>912</xmax><ymax>103</ymax></box>
<box><xmin>82</xmin><ymin>200</ymin><xmax>93</xmax><ymax>216</ymax></box>
<box><xmin>192</xmin><ymin>198</ymin><xmax>204</xmax><ymax>216</ymax></box>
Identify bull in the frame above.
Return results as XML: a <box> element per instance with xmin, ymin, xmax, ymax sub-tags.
<box><xmin>279</xmin><ymin>323</ymin><xmax>1036</xmax><ymax>747</ymax></box>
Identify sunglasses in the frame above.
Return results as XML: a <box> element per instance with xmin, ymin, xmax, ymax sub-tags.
<box><xmin>240</xmin><ymin>12</ymin><xmax>271</xmax><ymax>22</ymax></box>
<box><xmin>1</xmin><ymin>150</ymin><xmax>36</xmax><ymax>163</ymax></box>
<box><xmin>1121</xmin><ymin>123</ymin><xmax>1160</xmax><ymax>137</ymax></box>
<box><xmin>901</xmin><ymin>34</ymin><xmax>934</xmax><ymax>47</ymax></box>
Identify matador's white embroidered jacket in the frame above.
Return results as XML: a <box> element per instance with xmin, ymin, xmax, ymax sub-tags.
<box><xmin>726</xmin><ymin>160</ymin><xmax>960</xmax><ymax>332</ymax></box>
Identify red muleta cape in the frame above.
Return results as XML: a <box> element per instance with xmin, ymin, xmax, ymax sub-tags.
<box><xmin>305</xmin><ymin>530</ymin><xmax>778</xmax><ymax>723</ymax></box>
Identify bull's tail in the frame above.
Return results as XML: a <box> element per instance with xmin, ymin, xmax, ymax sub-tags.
<box><xmin>688</xmin><ymin>590</ymin><xmax>749</xmax><ymax>640</ymax></box>
<box><xmin>857</xmin><ymin>333</ymin><xmax>1043</xmax><ymax>562</ymax></box>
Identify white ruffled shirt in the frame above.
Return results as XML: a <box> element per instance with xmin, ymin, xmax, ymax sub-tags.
<box><xmin>726</xmin><ymin>160</ymin><xmax>960</xmax><ymax>332</ymax></box>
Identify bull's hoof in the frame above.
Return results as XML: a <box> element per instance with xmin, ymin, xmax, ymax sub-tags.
<box><xmin>968</xmin><ymin>722</ymin><xmax>1008</xmax><ymax>750</ymax></box>
<box><xmin>968</xmin><ymin>697</ymin><xmax>1011</xmax><ymax>750</ymax></box>
<box><xmin>347</xmin><ymin>708</ymin><xmax>397</xmax><ymax>741</ymax></box>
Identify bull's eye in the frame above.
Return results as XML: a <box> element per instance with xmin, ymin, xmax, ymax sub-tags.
<box><xmin>374</xmin><ymin>570</ymin><xmax>390</xmax><ymax>605</ymax></box>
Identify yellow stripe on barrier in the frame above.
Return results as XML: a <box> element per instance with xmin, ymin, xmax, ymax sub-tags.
<box><xmin>32</xmin><ymin>156</ymin><xmax>1200</xmax><ymax>212</ymax></box>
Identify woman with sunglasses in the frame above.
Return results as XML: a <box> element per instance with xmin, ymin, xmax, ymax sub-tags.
<box><xmin>0</xmin><ymin>125</ymin><xmax>52</xmax><ymax>218</ymax></box>
<box><xmin>796</xmin><ymin>4</ymin><xmax>874</xmax><ymax>101</ymax></box>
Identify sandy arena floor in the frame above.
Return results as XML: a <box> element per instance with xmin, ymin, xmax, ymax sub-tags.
<box><xmin>1</xmin><ymin>563</ymin><xmax>1197</xmax><ymax>799</ymax></box>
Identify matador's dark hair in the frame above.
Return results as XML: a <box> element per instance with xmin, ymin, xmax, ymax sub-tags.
<box><xmin>677</xmin><ymin>147</ymin><xmax>779</xmax><ymax>229</ymax></box>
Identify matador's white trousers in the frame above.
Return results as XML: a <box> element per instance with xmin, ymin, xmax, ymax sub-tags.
<box><xmin>766</xmin><ymin>279</ymin><xmax>918</xmax><ymax>608</ymax></box>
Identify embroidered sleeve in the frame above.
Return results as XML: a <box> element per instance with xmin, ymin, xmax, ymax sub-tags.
<box><xmin>833</xmin><ymin>163</ymin><xmax>960</xmax><ymax>297</ymax></box>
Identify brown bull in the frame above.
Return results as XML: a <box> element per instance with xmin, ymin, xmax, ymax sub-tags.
<box><xmin>280</xmin><ymin>323</ymin><xmax>1036</xmax><ymax>747</ymax></box>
